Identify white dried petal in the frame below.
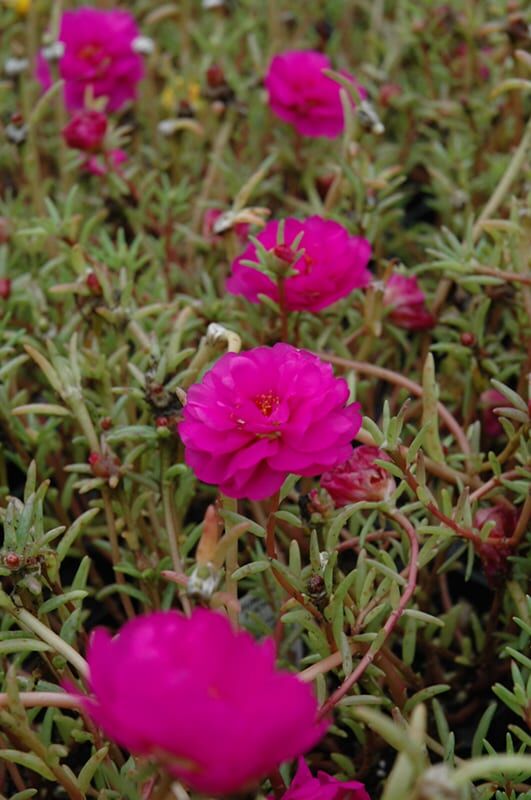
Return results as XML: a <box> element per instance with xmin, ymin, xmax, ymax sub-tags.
<box><xmin>42</xmin><ymin>41</ymin><xmax>65</xmax><ymax>62</ymax></box>
<box><xmin>4</xmin><ymin>57</ymin><xmax>29</xmax><ymax>77</ymax></box>
<box><xmin>132</xmin><ymin>35</ymin><xmax>155</xmax><ymax>55</ymax></box>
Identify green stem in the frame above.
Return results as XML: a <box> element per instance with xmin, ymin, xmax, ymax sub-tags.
<box><xmin>10</xmin><ymin>606</ymin><xmax>89</xmax><ymax>679</ymax></box>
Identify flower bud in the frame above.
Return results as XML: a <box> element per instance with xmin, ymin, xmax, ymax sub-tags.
<box><xmin>474</xmin><ymin>504</ymin><xmax>518</xmax><ymax>587</ymax></box>
<box><xmin>320</xmin><ymin>445</ymin><xmax>396</xmax><ymax>507</ymax></box>
<box><xmin>382</xmin><ymin>272</ymin><xmax>435</xmax><ymax>331</ymax></box>
<box><xmin>0</xmin><ymin>278</ymin><xmax>12</xmax><ymax>300</ymax></box>
<box><xmin>479</xmin><ymin>389</ymin><xmax>506</xmax><ymax>437</ymax></box>
<box><xmin>460</xmin><ymin>331</ymin><xmax>475</xmax><ymax>347</ymax></box>
<box><xmin>63</xmin><ymin>110</ymin><xmax>108</xmax><ymax>153</ymax></box>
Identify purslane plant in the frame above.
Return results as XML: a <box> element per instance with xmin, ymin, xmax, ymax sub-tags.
<box><xmin>0</xmin><ymin>0</ymin><xmax>529</xmax><ymax>799</ymax></box>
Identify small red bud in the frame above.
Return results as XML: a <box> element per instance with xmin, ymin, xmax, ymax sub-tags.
<box><xmin>4</xmin><ymin>552</ymin><xmax>21</xmax><ymax>569</ymax></box>
<box><xmin>88</xmin><ymin>452</ymin><xmax>101</xmax><ymax>466</ymax></box>
<box><xmin>379</xmin><ymin>83</ymin><xmax>402</xmax><ymax>108</ymax></box>
<box><xmin>86</xmin><ymin>272</ymin><xmax>102</xmax><ymax>295</ymax></box>
<box><xmin>460</xmin><ymin>332</ymin><xmax>476</xmax><ymax>347</ymax></box>
<box><xmin>11</xmin><ymin>112</ymin><xmax>24</xmax><ymax>126</ymax></box>
<box><xmin>155</xmin><ymin>416</ymin><xmax>169</xmax><ymax>428</ymax></box>
<box><xmin>100</xmin><ymin>417</ymin><xmax>112</xmax><ymax>431</ymax></box>
<box><xmin>0</xmin><ymin>278</ymin><xmax>12</xmax><ymax>299</ymax></box>
<box><xmin>273</xmin><ymin>244</ymin><xmax>295</xmax><ymax>264</ymax></box>
<box><xmin>206</xmin><ymin>64</ymin><xmax>225</xmax><ymax>88</ymax></box>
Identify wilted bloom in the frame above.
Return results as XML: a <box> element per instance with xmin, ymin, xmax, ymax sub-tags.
<box><xmin>62</xmin><ymin>109</ymin><xmax>107</xmax><ymax>152</ymax></box>
<box><xmin>320</xmin><ymin>445</ymin><xmax>395</xmax><ymax>507</ymax></box>
<box><xmin>382</xmin><ymin>273</ymin><xmax>435</xmax><ymax>330</ymax></box>
<box><xmin>76</xmin><ymin>609</ymin><xmax>327</xmax><ymax>795</ymax></box>
<box><xmin>474</xmin><ymin>504</ymin><xmax>518</xmax><ymax>585</ymax></box>
<box><xmin>265</xmin><ymin>50</ymin><xmax>366</xmax><ymax>138</ymax></box>
<box><xmin>37</xmin><ymin>8</ymin><xmax>144</xmax><ymax>112</ymax></box>
<box><xmin>277</xmin><ymin>758</ymin><xmax>370</xmax><ymax>800</ymax></box>
<box><xmin>227</xmin><ymin>217</ymin><xmax>371</xmax><ymax>312</ymax></box>
<box><xmin>203</xmin><ymin>208</ymin><xmax>249</xmax><ymax>244</ymax></box>
<box><xmin>480</xmin><ymin>389</ymin><xmax>507</xmax><ymax>437</ymax></box>
<box><xmin>85</xmin><ymin>148</ymin><xmax>127</xmax><ymax>176</ymax></box>
<box><xmin>179</xmin><ymin>344</ymin><xmax>362</xmax><ymax>500</ymax></box>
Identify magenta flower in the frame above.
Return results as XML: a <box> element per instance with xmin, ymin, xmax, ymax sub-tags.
<box><xmin>320</xmin><ymin>445</ymin><xmax>395</xmax><ymax>507</ymax></box>
<box><xmin>227</xmin><ymin>217</ymin><xmax>371</xmax><ymax>313</ymax></box>
<box><xmin>382</xmin><ymin>273</ymin><xmax>435</xmax><ymax>331</ymax></box>
<box><xmin>179</xmin><ymin>344</ymin><xmax>362</xmax><ymax>500</ymax></box>
<box><xmin>62</xmin><ymin>109</ymin><xmax>107</xmax><ymax>152</ymax></box>
<box><xmin>76</xmin><ymin>609</ymin><xmax>327</xmax><ymax>795</ymax></box>
<box><xmin>276</xmin><ymin>758</ymin><xmax>370</xmax><ymax>800</ymax></box>
<box><xmin>265</xmin><ymin>50</ymin><xmax>366</xmax><ymax>138</ymax></box>
<box><xmin>480</xmin><ymin>389</ymin><xmax>507</xmax><ymax>437</ymax></box>
<box><xmin>37</xmin><ymin>7</ymin><xmax>144</xmax><ymax>112</ymax></box>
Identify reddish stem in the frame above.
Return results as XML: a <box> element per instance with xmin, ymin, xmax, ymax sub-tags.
<box><xmin>317</xmin><ymin>509</ymin><xmax>419</xmax><ymax>719</ymax></box>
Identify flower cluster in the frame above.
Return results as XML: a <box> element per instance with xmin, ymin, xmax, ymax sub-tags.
<box><xmin>265</xmin><ymin>50</ymin><xmax>366</xmax><ymax>138</ymax></box>
<box><xmin>179</xmin><ymin>344</ymin><xmax>362</xmax><ymax>500</ymax></box>
<box><xmin>227</xmin><ymin>216</ymin><xmax>371</xmax><ymax>312</ymax></box>
<box><xmin>37</xmin><ymin>7</ymin><xmax>144</xmax><ymax>112</ymax></box>
<box><xmin>76</xmin><ymin>609</ymin><xmax>328</xmax><ymax>795</ymax></box>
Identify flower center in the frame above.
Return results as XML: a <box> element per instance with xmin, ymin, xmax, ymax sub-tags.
<box><xmin>78</xmin><ymin>43</ymin><xmax>105</xmax><ymax>63</ymax></box>
<box><xmin>253</xmin><ymin>391</ymin><xmax>280</xmax><ymax>417</ymax></box>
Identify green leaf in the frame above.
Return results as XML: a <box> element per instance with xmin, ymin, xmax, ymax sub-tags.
<box><xmin>39</xmin><ymin>590</ymin><xmax>87</xmax><ymax>615</ymax></box>
<box><xmin>0</xmin><ymin>750</ymin><xmax>55</xmax><ymax>780</ymax></box>
<box><xmin>57</xmin><ymin>507</ymin><xmax>100</xmax><ymax>563</ymax></box>
<box><xmin>78</xmin><ymin>746</ymin><xmax>109</xmax><ymax>793</ymax></box>
<box><xmin>230</xmin><ymin>560</ymin><xmax>270</xmax><ymax>580</ymax></box>
<box><xmin>472</xmin><ymin>702</ymin><xmax>498</xmax><ymax>757</ymax></box>
<box><xmin>403</xmin><ymin>684</ymin><xmax>450</xmax><ymax>713</ymax></box>
<box><xmin>0</xmin><ymin>639</ymin><xmax>51</xmax><ymax>655</ymax></box>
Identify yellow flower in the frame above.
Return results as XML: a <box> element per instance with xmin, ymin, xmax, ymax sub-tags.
<box><xmin>5</xmin><ymin>0</ymin><xmax>31</xmax><ymax>15</ymax></box>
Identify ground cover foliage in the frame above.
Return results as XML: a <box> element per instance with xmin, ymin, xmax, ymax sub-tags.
<box><xmin>0</xmin><ymin>0</ymin><xmax>530</xmax><ymax>798</ymax></box>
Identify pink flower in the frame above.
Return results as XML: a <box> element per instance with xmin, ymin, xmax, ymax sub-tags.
<box><xmin>62</xmin><ymin>109</ymin><xmax>107</xmax><ymax>152</ymax></box>
<box><xmin>203</xmin><ymin>208</ymin><xmax>250</xmax><ymax>244</ymax></box>
<box><xmin>179</xmin><ymin>344</ymin><xmax>362</xmax><ymax>500</ymax></box>
<box><xmin>227</xmin><ymin>217</ymin><xmax>371</xmax><ymax>313</ymax></box>
<box><xmin>480</xmin><ymin>389</ymin><xmax>507</xmax><ymax>437</ymax></box>
<box><xmin>84</xmin><ymin>148</ymin><xmax>127</xmax><ymax>176</ymax></box>
<box><xmin>277</xmin><ymin>758</ymin><xmax>370</xmax><ymax>800</ymax></box>
<box><xmin>37</xmin><ymin>8</ymin><xmax>144</xmax><ymax>112</ymax></box>
<box><xmin>320</xmin><ymin>446</ymin><xmax>395</xmax><ymax>507</ymax></box>
<box><xmin>382</xmin><ymin>273</ymin><xmax>435</xmax><ymax>330</ymax></box>
<box><xmin>265</xmin><ymin>50</ymin><xmax>366</xmax><ymax>138</ymax></box>
<box><xmin>76</xmin><ymin>609</ymin><xmax>327</xmax><ymax>795</ymax></box>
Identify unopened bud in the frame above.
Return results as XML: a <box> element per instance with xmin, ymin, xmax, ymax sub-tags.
<box><xmin>196</xmin><ymin>505</ymin><xmax>221</xmax><ymax>566</ymax></box>
<box><xmin>460</xmin><ymin>332</ymin><xmax>475</xmax><ymax>347</ymax></box>
<box><xmin>86</xmin><ymin>271</ymin><xmax>102</xmax><ymax>295</ymax></box>
<box><xmin>0</xmin><ymin>278</ymin><xmax>12</xmax><ymax>300</ymax></box>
